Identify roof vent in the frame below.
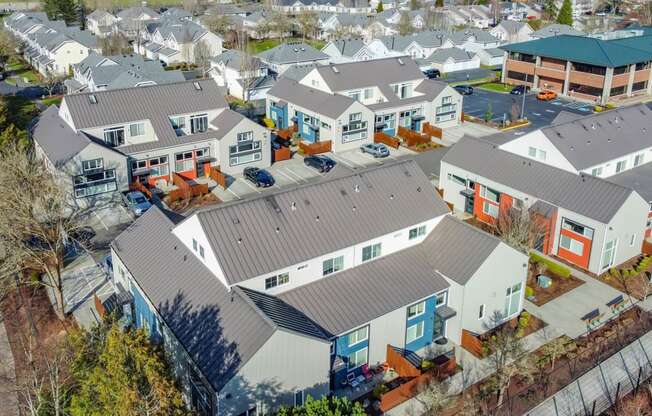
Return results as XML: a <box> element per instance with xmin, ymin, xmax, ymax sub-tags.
<box><xmin>291</xmin><ymin>201</ymin><xmax>296</xmax><ymax>211</ymax></box>
<box><xmin>591</xmin><ymin>123</ymin><xmax>596</xmax><ymax>130</ymax></box>
<box><xmin>332</xmin><ymin>66</ymin><xmax>339</xmax><ymax>73</ymax></box>
<box><xmin>89</xmin><ymin>94</ymin><xmax>97</xmax><ymax>104</ymax></box>
<box><xmin>389</xmin><ymin>194</ymin><xmax>394</xmax><ymax>200</ymax></box>
<box><xmin>315</xmin><ymin>215</ymin><xmax>320</xmax><ymax>222</ymax></box>
<box><xmin>354</xmin><ymin>184</ymin><xmax>360</xmax><ymax>192</ymax></box>
<box><xmin>193</xmin><ymin>81</ymin><xmax>202</xmax><ymax>90</ymax></box>
<box><xmin>237</xmin><ymin>238</ymin><xmax>242</xmax><ymax>244</ymax></box>
<box><xmin>614</xmin><ymin>116</ymin><xmax>619</xmax><ymax>123</ymax></box>
<box><xmin>232</xmin><ymin>217</ymin><xmax>240</xmax><ymax>224</ymax></box>
<box><xmin>417</xmin><ymin>186</ymin><xmax>422</xmax><ymax>192</ymax></box>
<box><xmin>570</xmin><ymin>146</ymin><xmax>575</xmax><ymax>151</ymax></box>
<box><xmin>607</xmin><ymin>138</ymin><xmax>612</xmax><ymax>142</ymax></box>
<box><xmin>340</xmin><ymin>189</ymin><xmax>348</xmax><ymax>196</ymax></box>
<box><xmin>397</xmin><ymin>58</ymin><xmax>404</xmax><ymax>65</ymax></box>
<box><xmin>586</xmin><ymin>140</ymin><xmax>591</xmax><ymax>145</ymax></box>
<box><xmin>352</xmin><ymin>205</ymin><xmax>357</xmax><ymax>211</ymax></box>
<box><xmin>275</xmin><ymin>227</ymin><xmax>280</xmax><ymax>233</ymax></box>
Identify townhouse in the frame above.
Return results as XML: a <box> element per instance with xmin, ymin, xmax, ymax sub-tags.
<box><xmin>320</xmin><ymin>37</ymin><xmax>402</xmax><ymax>63</ymax></box>
<box><xmin>4</xmin><ymin>12</ymin><xmax>100</xmax><ymax>76</ymax></box>
<box><xmin>272</xmin><ymin>0</ymin><xmax>370</xmax><ymax>14</ymax></box>
<box><xmin>444</xmin><ymin>5</ymin><xmax>492</xmax><ymax>29</ymax></box>
<box><xmin>489</xmin><ymin>20</ymin><xmax>534</xmax><ymax>44</ymax></box>
<box><xmin>439</xmin><ymin>136</ymin><xmax>649</xmax><ymax>275</ymax></box>
<box><xmin>417</xmin><ymin>47</ymin><xmax>480</xmax><ymax>73</ymax></box>
<box><xmin>256</xmin><ymin>42</ymin><xmax>330</xmax><ymax>75</ymax></box>
<box><xmin>135</xmin><ymin>17</ymin><xmax>223</xmax><ymax>65</ymax></box>
<box><xmin>318</xmin><ymin>14</ymin><xmax>370</xmax><ymax>40</ymax></box>
<box><xmin>31</xmin><ymin>80</ymin><xmax>270</xmax><ymax>206</ymax></box>
<box><xmin>65</xmin><ymin>52</ymin><xmax>185</xmax><ymax>93</ymax></box>
<box><xmin>500</xmin><ymin>34</ymin><xmax>652</xmax><ymax>104</ymax></box>
<box><xmin>86</xmin><ymin>9</ymin><xmax>118</xmax><ymax>38</ymax></box>
<box><xmin>109</xmin><ymin>160</ymin><xmax>528</xmax><ymax>415</ymax></box>
<box><xmin>209</xmin><ymin>50</ymin><xmax>273</xmax><ymax>100</ymax></box>
<box><xmin>115</xmin><ymin>6</ymin><xmax>160</xmax><ymax>39</ymax></box>
<box><xmin>529</xmin><ymin>23</ymin><xmax>584</xmax><ymax>39</ymax></box>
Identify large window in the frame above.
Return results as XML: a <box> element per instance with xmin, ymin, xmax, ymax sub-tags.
<box><xmin>73</xmin><ymin>169</ymin><xmax>117</xmax><ymax>198</ymax></box>
<box><xmin>175</xmin><ymin>151</ymin><xmax>194</xmax><ymax>172</ymax></box>
<box><xmin>230</xmin><ymin>132</ymin><xmax>262</xmax><ymax>167</ymax></box>
<box><xmin>407</xmin><ymin>301</ymin><xmax>425</xmax><ymax>319</ymax></box>
<box><xmin>347</xmin><ymin>347</ymin><xmax>368</xmax><ymax>370</ymax></box>
<box><xmin>322</xmin><ymin>255</ymin><xmax>344</xmax><ymax>276</ymax></box>
<box><xmin>616</xmin><ymin>160</ymin><xmax>627</xmax><ymax>173</ymax></box>
<box><xmin>561</xmin><ymin>218</ymin><xmax>593</xmax><ymax>239</ymax></box>
<box><xmin>508</xmin><ymin>52</ymin><xmax>535</xmax><ymax>63</ymax></box>
<box><xmin>572</xmin><ymin>62</ymin><xmax>606</xmax><ymax>75</ymax></box>
<box><xmin>103</xmin><ymin>126</ymin><xmax>125</xmax><ymax>147</ymax></box>
<box><xmin>632</xmin><ymin>81</ymin><xmax>648</xmax><ymax>92</ymax></box>
<box><xmin>601</xmin><ymin>239</ymin><xmax>617</xmax><ymax>270</ymax></box>
<box><xmin>347</xmin><ymin>326</ymin><xmax>368</xmax><ymax>347</ymax></box>
<box><xmin>264</xmin><ymin>272</ymin><xmax>289</xmax><ymax>290</ymax></box>
<box><xmin>362</xmin><ymin>243</ymin><xmax>381</xmax><ymax>262</ymax></box>
<box><xmin>190</xmin><ymin>114</ymin><xmax>208</xmax><ymax>134</ymax></box>
<box><xmin>503</xmin><ymin>283</ymin><xmax>521</xmax><ymax>318</ymax></box>
<box><xmin>480</xmin><ymin>185</ymin><xmax>499</xmax><ymax>203</ymax></box>
<box><xmin>343</xmin><ymin>113</ymin><xmax>367</xmax><ymax>143</ymax></box>
<box><xmin>634</xmin><ymin>153</ymin><xmax>644</xmax><ymax>167</ymax></box>
<box><xmin>528</xmin><ymin>146</ymin><xmax>546</xmax><ymax>161</ymax></box>
<box><xmin>591</xmin><ymin>166</ymin><xmax>603</xmax><ymax>177</ymax></box>
<box><xmin>560</xmin><ymin>234</ymin><xmax>584</xmax><ymax>256</ymax></box>
<box><xmin>130</xmin><ymin>122</ymin><xmax>145</xmax><ymax>137</ymax></box>
<box><xmin>406</xmin><ymin>321</ymin><xmax>424</xmax><ymax>343</ymax></box>
<box><xmin>483</xmin><ymin>201</ymin><xmax>499</xmax><ymax>218</ymax></box>
<box><xmin>170</xmin><ymin>116</ymin><xmax>186</xmax><ymax>132</ymax></box>
<box><xmin>409</xmin><ymin>225</ymin><xmax>426</xmax><ymax>240</ymax></box>
<box><xmin>507</xmin><ymin>71</ymin><xmax>534</xmax><ymax>83</ymax></box>
<box><xmin>82</xmin><ymin>158</ymin><xmax>103</xmax><ymax>172</ymax></box>
<box><xmin>237</xmin><ymin>131</ymin><xmax>253</xmax><ymax>142</ymax></box>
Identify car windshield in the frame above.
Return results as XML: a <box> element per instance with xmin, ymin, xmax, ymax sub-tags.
<box><xmin>133</xmin><ymin>196</ymin><xmax>146</xmax><ymax>204</ymax></box>
<box><xmin>257</xmin><ymin>171</ymin><xmax>271</xmax><ymax>179</ymax></box>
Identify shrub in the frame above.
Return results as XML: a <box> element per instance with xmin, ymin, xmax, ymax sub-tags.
<box><xmin>519</xmin><ymin>311</ymin><xmax>531</xmax><ymax>329</ymax></box>
<box><xmin>262</xmin><ymin>117</ymin><xmax>275</xmax><ymax>128</ymax></box>
<box><xmin>372</xmin><ymin>384</ymin><xmax>389</xmax><ymax>399</ymax></box>
<box><xmin>530</xmin><ymin>252</ymin><xmax>571</xmax><ymax>278</ymax></box>
<box><xmin>594</xmin><ymin>106</ymin><xmax>603</xmax><ymax>112</ymax></box>
<box><xmin>525</xmin><ymin>286</ymin><xmax>534</xmax><ymax>298</ymax></box>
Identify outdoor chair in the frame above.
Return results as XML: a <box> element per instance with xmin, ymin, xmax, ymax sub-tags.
<box><xmin>361</xmin><ymin>364</ymin><xmax>374</xmax><ymax>382</ymax></box>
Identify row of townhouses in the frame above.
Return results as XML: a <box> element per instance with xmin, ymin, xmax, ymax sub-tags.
<box><xmin>32</xmin><ymin>79</ymin><xmax>270</xmax><ymax>205</ymax></box>
<box><xmin>266</xmin><ymin>58</ymin><xmax>463</xmax><ymax>151</ymax></box>
<box><xmin>109</xmin><ymin>160</ymin><xmax>528</xmax><ymax>415</ymax></box>
<box><xmin>4</xmin><ymin>12</ymin><xmax>100</xmax><ymax>76</ymax></box>
<box><xmin>439</xmin><ymin>104</ymin><xmax>652</xmax><ymax>275</ymax></box>
<box><xmin>86</xmin><ymin>6</ymin><xmax>161</xmax><ymax>39</ymax></box>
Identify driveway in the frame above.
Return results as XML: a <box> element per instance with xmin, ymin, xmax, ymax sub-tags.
<box><xmin>0</xmin><ymin>80</ymin><xmax>45</xmax><ymax>99</ymax></box>
<box><xmin>462</xmin><ymin>89</ymin><xmax>593</xmax><ymax>135</ymax></box>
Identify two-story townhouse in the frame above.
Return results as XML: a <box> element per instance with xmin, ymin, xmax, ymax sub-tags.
<box><xmin>439</xmin><ymin>136</ymin><xmax>649</xmax><ymax>275</ymax></box>
<box><xmin>115</xmin><ymin>6</ymin><xmax>160</xmax><ymax>39</ymax></box>
<box><xmin>256</xmin><ymin>42</ymin><xmax>331</xmax><ymax>75</ymax></box>
<box><xmin>4</xmin><ymin>12</ymin><xmax>100</xmax><ymax>76</ymax></box>
<box><xmin>289</xmin><ymin>58</ymin><xmax>463</xmax><ymax>136</ymax></box>
<box><xmin>209</xmin><ymin>50</ymin><xmax>274</xmax><ymax>101</ymax></box>
<box><xmin>529</xmin><ymin>24</ymin><xmax>584</xmax><ymax>40</ymax></box>
<box><xmin>65</xmin><ymin>52</ymin><xmax>185</xmax><ymax>93</ymax></box>
<box><xmin>490</xmin><ymin>20</ymin><xmax>534</xmax><ymax>44</ymax></box>
<box><xmin>318</xmin><ymin>14</ymin><xmax>371</xmax><ymax>40</ymax></box>
<box><xmin>32</xmin><ymin>80</ymin><xmax>271</xmax><ymax>207</ymax></box>
<box><xmin>85</xmin><ymin>9</ymin><xmax>118</xmax><ymax>38</ymax></box>
<box><xmin>320</xmin><ymin>37</ymin><xmax>403</xmax><ymax>63</ymax></box>
<box><xmin>271</xmin><ymin>0</ymin><xmax>371</xmax><ymax>14</ymax></box>
<box><xmin>109</xmin><ymin>160</ymin><xmax>528</xmax><ymax>416</ymax></box>
<box><xmin>417</xmin><ymin>47</ymin><xmax>481</xmax><ymax>73</ymax></box>
<box><xmin>445</xmin><ymin>5</ymin><xmax>492</xmax><ymax>28</ymax></box>
<box><xmin>500</xmin><ymin>34</ymin><xmax>652</xmax><ymax>105</ymax></box>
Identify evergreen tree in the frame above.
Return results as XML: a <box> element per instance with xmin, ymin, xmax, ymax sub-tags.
<box><xmin>556</xmin><ymin>0</ymin><xmax>573</xmax><ymax>26</ymax></box>
<box><xmin>376</xmin><ymin>1</ymin><xmax>383</xmax><ymax>13</ymax></box>
<box><xmin>435</xmin><ymin>0</ymin><xmax>444</xmax><ymax>7</ymax></box>
<box><xmin>43</xmin><ymin>0</ymin><xmax>79</xmax><ymax>24</ymax></box>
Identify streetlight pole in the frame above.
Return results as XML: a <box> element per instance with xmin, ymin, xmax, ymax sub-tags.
<box><xmin>520</xmin><ymin>86</ymin><xmax>526</xmax><ymax>120</ymax></box>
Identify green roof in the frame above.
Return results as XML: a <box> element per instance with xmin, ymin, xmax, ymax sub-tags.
<box><xmin>500</xmin><ymin>35</ymin><xmax>652</xmax><ymax>68</ymax></box>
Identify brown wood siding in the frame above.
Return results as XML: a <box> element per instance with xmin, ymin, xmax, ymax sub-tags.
<box><xmin>505</xmin><ymin>59</ymin><xmax>536</xmax><ymax>75</ymax></box>
<box><xmin>569</xmin><ymin>71</ymin><xmax>606</xmax><ymax>89</ymax></box>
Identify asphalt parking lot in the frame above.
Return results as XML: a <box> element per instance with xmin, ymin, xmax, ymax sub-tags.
<box><xmin>463</xmin><ymin>89</ymin><xmax>594</xmax><ymax>135</ymax></box>
<box><xmin>212</xmin><ymin>146</ymin><xmax>417</xmax><ymax>203</ymax></box>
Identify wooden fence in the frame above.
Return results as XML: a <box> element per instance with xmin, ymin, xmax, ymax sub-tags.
<box><xmin>273</xmin><ymin>146</ymin><xmax>292</xmax><ymax>162</ymax></box>
<box><xmin>422</xmin><ymin>122</ymin><xmax>443</xmax><ymax>139</ymax></box>
<box><xmin>386</xmin><ymin>345</ymin><xmax>421</xmax><ymax>378</ymax></box>
<box><xmin>374</xmin><ymin>131</ymin><xmax>400</xmax><ymax>148</ymax></box>
<box><xmin>129</xmin><ymin>181</ymin><xmax>152</xmax><ymax>200</ymax></box>
<box><xmin>299</xmin><ymin>140</ymin><xmax>332</xmax><ymax>155</ymax></box>
<box><xmin>461</xmin><ymin>329</ymin><xmax>485</xmax><ymax>358</ymax></box>
<box><xmin>397</xmin><ymin>126</ymin><xmax>431</xmax><ymax>147</ymax></box>
<box><xmin>209</xmin><ymin>167</ymin><xmax>228</xmax><ymax>189</ymax></box>
<box><xmin>166</xmin><ymin>173</ymin><xmax>209</xmax><ymax>203</ymax></box>
<box><xmin>276</xmin><ymin>124</ymin><xmax>297</xmax><ymax>141</ymax></box>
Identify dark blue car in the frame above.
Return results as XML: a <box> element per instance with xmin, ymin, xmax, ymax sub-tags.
<box><xmin>304</xmin><ymin>155</ymin><xmax>336</xmax><ymax>173</ymax></box>
<box><xmin>244</xmin><ymin>167</ymin><xmax>275</xmax><ymax>187</ymax></box>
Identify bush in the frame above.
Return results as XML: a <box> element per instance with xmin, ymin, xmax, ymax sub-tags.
<box><xmin>372</xmin><ymin>383</ymin><xmax>389</xmax><ymax>399</ymax></box>
<box><xmin>262</xmin><ymin>117</ymin><xmax>275</xmax><ymax>128</ymax></box>
<box><xmin>525</xmin><ymin>286</ymin><xmax>534</xmax><ymax>298</ymax></box>
<box><xmin>530</xmin><ymin>252</ymin><xmax>571</xmax><ymax>278</ymax></box>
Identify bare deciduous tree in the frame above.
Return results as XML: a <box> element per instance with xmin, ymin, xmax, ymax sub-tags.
<box><xmin>99</xmin><ymin>33</ymin><xmax>131</xmax><ymax>56</ymax></box>
<box><xmin>296</xmin><ymin>10</ymin><xmax>318</xmax><ymax>41</ymax></box>
<box><xmin>194</xmin><ymin>40</ymin><xmax>212</xmax><ymax>77</ymax></box>
<box><xmin>203</xmin><ymin>14</ymin><xmax>232</xmax><ymax>36</ymax></box>
<box><xmin>417</xmin><ymin>378</ymin><xmax>452</xmax><ymax>414</ymax></box>
<box><xmin>0</xmin><ymin>144</ymin><xmax>93</xmax><ymax>321</ymax></box>
<box><xmin>43</xmin><ymin>72</ymin><xmax>65</xmax><ymax>96</ymax></box>
<box><xmin>235</xmin><ymin>31</ymin><xmax>259</xmax><ymax>103</ymax></box>
<box><xmin>496</xmin><ymin>207</ymin><xmax>548</xmax><ymax>254</ymax></box>
<box><xmin>398</xmin><ymin>12</ymin><xmax>415</xmax><ymax>36</ymax></box>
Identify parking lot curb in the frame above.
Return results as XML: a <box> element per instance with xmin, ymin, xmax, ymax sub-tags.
<box><xmin>500</xmin><ymin>120</ymin><xmax>531</xmax><ymax>132</ymax></box>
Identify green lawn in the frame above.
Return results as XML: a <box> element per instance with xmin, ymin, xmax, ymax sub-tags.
<box><xmin>249</xmin><ymin>38</ymin><xmax>326</xmax><ymax>54</ymax></box>
<box><xmin>4</xmin><ymin>96</ymin><xmax>39</xmax><ymax>130</ymax></box>
<box><xmin>5</xmin><ymin>58</ymin><xmax>41</xmax><ymax>84</ymax></box>
<box><xmin>41</xmin><ymin>96</ymin><xmax>63</xmax><ymax>107</ymax></box>
<box><xmin>477</xmin><ymin>82</ymin><xmax>514</xmax><ymax>93</ymax></box>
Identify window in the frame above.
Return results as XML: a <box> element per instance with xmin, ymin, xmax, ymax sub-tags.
<box><xmin>130</xmin><ymin>122</ymin><xmax>145</xmax><ymax>137</ymax></box>
<box><xmin>435</xmin><ymin>292</ymin><xmax>447</xmax><ymax>307</ymax></box>
<box><xmin>616</xmin><ymin>160</ymin><xmax>627</xmax><ymax>173</ymax></box>
<box><xmin>294</xmin><ymin>391</ymin><xmax>304</xmax><ymax>407</ymax></box>
<box><xmin>195</xmin><ymin>148</ymin><xmax>210</xmax><ymax>160</ymax></box>
<box><xmin>407</xmin><ymin>301</ymin><xmax>425</xmax><ymax>319</ymax></box>
<box><xmin>409</xmin><ymin>225</ymin><xmax>426</xmax><ymax>240</ymax></box>
<box><xmin>448</xmin><ymin>173</ymin><xmax>466</xmax><ymax>186</ymax></box>
<box><xmin>591</xmin><ymin>167</ymin><xmax>603</xmax><ymax>176</ymax></box>
<box><xmin>73</xmin><ymin>169</ymin><xmax>117</xmax><ymax>198</ymax></box>
<box><xmin>503</xmin><ymin>283</ymin><xmax>521</xmax><ymax>318</ymax></box>
<box><xmin>634</xmin><ymin>153</ymin><xmax>644</xmax><ymax>167</ymax></box>
<box><xmin>199</xmin><ymin>245</ymin><xmax>205</xmax><ymax>259</ymax></box>
<box><xmin>364</xmin><ymin>88</ymin><xmax>373</xmax><ymax>99</ymax></box>
<box><xmin>602</xmin><ymin>239</ymin><xmax>617</xmax><ymax>270</ymax></box>
<box><xmin>347</xmin><ymin>347</ymin><xmax>368</xmax><ymax>370</ymax></box>
<box><xmin>528</xmin><ymin>146</ymin><xmax>546</xmax><ymax>161</ymax></box>
<box><xmin>562</xmin><ymin>218</ymin><xmax>594</xmax><ymax>239</ymax></box>
<box><xmin>349</xmin><ymin>112</ymin><xmax>362</xmax><ymax>122</ymax></box>
<box><xmin>406</xmin><ymin>321</ymin><xmax>424</xmax><ymax>343</ymax></box>
<box><xmin>175</xmin><ymin>151</ymin><xmax>194</xmax><ymax>172</ymax></box>
<box><xmin>480</xmin><ymin>185</ymin><xmax>499</xmax><ymax>203</ymax></box>
<box><xmin>348</xmin><ymin>90</ymin><xmax>361</xmax><ymax>101</ymax></box>
<box><xmin>442</xmin><ymin>96</ymin><xmax>452</xmax><ymax>104</ymax></box>
<box><xmin>560</xmin><ymin>234</ymin><xmax>584</xmax><ymax>256</ymax></box>
<box><xmin>237</xmin><ymin>131</ymin><xmax>253</xmax><ymax>142</ymax></box>
<box><xmin>192</xmin><ymin>238</ymin><xmax>198</xmax><ymax>251</ymax></box>
<box><xmin>264</xmin><ymin>272</ymin><xmax>289</xmax><ymax>290</ymax></box>
<box><xmin>630</xmin><ymin>234</ymin><xmax>636</xmax><ymax>247</ymax></box>
<box><xmin>170</xmin><ymin>116</ymin><xmax>186</xmax><ymax>131</ymax></box>
<box><xmin>103</xmin><ymin>126</ymin><xmax>125</xmax><ymax>147</ymax></box>
<box><xmin>347</xmin><ymin>326</ymin><xmax>368</xmax><ymax>347</ymax></box>
<box><xmin>483</xmin><ymin>201</ymin><xmax>499</xmax><ymax>218</ymax></box>
<box><xmin>478</xmin><ymin>304</ymin><xmax>485</xmax><ymax>319</ymax></box>
<box><xmin>323</xmin><ymin>255</ymin><xmax>344</xmax><ymax>276</ymax></box>
<box><xmin>190</xmin><ymin>114</ymin><xmax>208</xmax><ymax>134</ymax></box>
<box><xmin>362</xmin><ymin>243</ymin><xmax>381</xmax><ymax>262</ymax></box>
<box><xmin>82</xmin><ymin>158</ymin><xmax>103</xmax><ymax>172</ymax></box>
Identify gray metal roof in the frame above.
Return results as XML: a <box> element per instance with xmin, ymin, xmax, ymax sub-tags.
<box><xmin>116</xmin><ymin>6</ymin><xmax>160</xmax><ymax>20</ymax></box>
<box><xmin>539</xmin><ymin>104</ymin><xmax>652</xmax><ymax>170</ymax></box>
<box><xmin>367</xmin><ymin>78</ymin><xmax>450</xmax><ymax>112</ymax></box>
<box><xmin>531</xmin><ymin>23</ymin><xmax>584</xmax><ymax>38</ymax></box>
<box><xmin>412</xmin><ymin>148</ymin><xmax>449</xmax><ymax>179</ymax></box>
<box><xmin>32</xmin><ymin>106</ymin><xmax>92</xmax><ymax>166</ymax></box>
<box><xmin>442</xmin><ymin>137</ymin><xmax>635</xmax><ymax>223</ymax></box>
<box><xmin>267</xmin><ymin>77</ymin><xmax>356</xmax><ymax>119</ymax></box>
<box><xmin>313</xmin><ymin>57</ymin><xmax>425</xmax><ymax>91</ymax></box>
<box><xmin>425</xmin><ymin>47</ymin><xmax>476</xmax><ymax>63</ymax></box>
<box><xmin>212</xmin><ymin>49</ymin><xmax>263</xmax><ymax>71</ymax></box>
<box><xmin>607</xmin><ymin>162</ymin><xmax>652</xmax><ymax>203</ymax></box>
<box><xmin>550</xmin><ymin>110</ymin><xmax>586</xmax><ymax>125</ymax></box>
<box><xmin>111</xmin><ymin>206</ymin><xmax>276</xmax><ymax>392</ymax></box>
<box><xmin>256</xmin><ymin>42</ymin><xmax>329</xmax><ymax>65</ymax></box>
<box><xmin>326</xmin><ymin>38</ymin><xmax>367</xmax><ymax>57</ymax></box>
<box><xmin>209</xmin><ymin>109</ymin><xmax>247</xmax><ymax>140</ymax></box>
<box><xmin>195</xmin><ymin>160</ymin><xmax>450</xmax><ymax>285</ymax></box>
<box><xmin>497</xmin><ymin>20</ymin><xmax>528</xmax><ymax>34</ymax></box>
<box><xmin>63</xmin><ymin>80</ymin><xmax>228</xmax><ymax>154</ymax></box>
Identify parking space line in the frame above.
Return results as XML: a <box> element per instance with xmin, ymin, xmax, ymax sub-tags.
<box><xmin>359</xmin><ymin>153</ymin><xmax>382</xmax><ymax>164</ymax></box>
<box><xmin>331</xmin><ymin>154</ymin><xmax>364</xmax><ymax>169</ymax></box>
<box><xmin>94</xmin><ymin>212</ymin><xmax>109</xmax><ymax>231</ymax></box>
<box><xmin>276</xmin><ymin>169</ymin><xmax>301</xmax><ymax>184</ymax></box>
<box><xmin>226</xmin><ymin>188</ymin><xmax>241</xmax><ymax>199</ymax></box>
<box><xmin>532</xmin><ymin>112</ymin><xmax>542</xmax><ymax>116</ymax></box>
<box><xmin>240</xmin><ymin>179</ymin><xmax>262</xmax><ymax>194</ymax></box>
<box><xmin>545</xmin><ymin>109</ymin><xmax>555</xmax><ymax>113</ymax></box>
<box><xmin>284</xmin><ymin>167</ymin><xmax>311</xmax><ymax>182</ymax></box>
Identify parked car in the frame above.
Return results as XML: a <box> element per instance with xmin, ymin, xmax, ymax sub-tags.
<box><xmin>454</xmin><ymin>85</ymin><xmax>474</xmax><ymax>95</ymax></box>
<box><xmin>537</xmin><ymin>90</ymin><xmax>557</xmax><ymax>101</ymax></box>
<box><xmin>304</xmin><ymin>155</ymin><xmax>336</xmax><ymax>173</ymax></box>
<box><xmin>510</xmin><ymin>85</ymin><xmax>529</xmax><ymax>95</ymax></box>
<box><xmin>102</xmin><ymin>254</ymin><xmax>113</xmax><ymax>275</ymax></box>
<box><xmin>121</xmin><ymin>191</ymin><xmax>152</xmax><ymax>217</ymax></box>
<box><xmin>243</xmin><ymin>167</ymin><xmax>275</xmax><ymax>187</ymax></box>
<box><xmin>360</xmin><ymin>143</ymin><xmax>390</xmax><ymax>158</ymax></box>
<box><xmin>423</xmin><ymin>68</ymin><xmax>441</xmax><ymax>79</ymax></box>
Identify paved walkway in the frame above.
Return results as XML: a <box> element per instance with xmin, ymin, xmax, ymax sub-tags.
<box><xmin>442</xmin><ymin>122</ymin><xmax>501</xmax><ymax>144</ymax></box>
<box><xmin>0</xmin><ymin>318</ymin><xmax>19</xmax><ymax>416</ymax></box>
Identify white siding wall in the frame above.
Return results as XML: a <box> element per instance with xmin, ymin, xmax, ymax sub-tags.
<box><xmin>602</xmin><ymin>192</ymin><xmax>649</xmax><ymax>272</ymax></box>
<box><xmin>499</xmin><ymin>130</ymin><xmax>578</xmax><ymax>173</ymax></box>
<box><xmin>581</xmin><ymin>147</ymin><xmax>652</xmax><ymax>178</ymax></box>
<box><xmin>216</xmin><ymin>118</ymin><xmax>271</xmax><ymax>174</ymax></box>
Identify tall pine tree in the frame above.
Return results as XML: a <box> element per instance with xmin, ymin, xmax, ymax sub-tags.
<box><xmin>43</xmin><ymin>0</ymin><xmax>78</xmax><ymax>24</ymax></box>
<box><xmin>556</xmin><ymin>0</ymin><xmax>573</xmax><ymax>26</ymax></box>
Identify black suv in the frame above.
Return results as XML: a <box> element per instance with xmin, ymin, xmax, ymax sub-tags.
<box><xmin>454</xmin><ymin>85</ymin><xmax>474</xmax><ymax>95</ymax></box>
<box><xmin>423</xmin><ymin>68</ymin><xmax>441</xmax><ymax>79</ymax></box>
<box><xmin>304</xmin><ymin>155</ymin><xmax>336</xmax><ymax>173</ymax></box>
<box><xmin>243</xmin><ymin>167</ymin><xmax>275</xmax><ymax>187</ymax></box>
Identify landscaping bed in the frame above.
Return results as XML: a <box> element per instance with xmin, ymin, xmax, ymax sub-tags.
<box><xmin>595</xmin><ymin>254</ymin><xmax>652</xmax><ymax>301</ymax></box>
<box><xmin>477</xmin><ymin>82</ymin><xmax>513</xmax><ymax>93</ymax></box>
<box><xmin>167</xmin><ymin>192</ymin><xmax>220</xmax><ymax>213</ymax></box>
<box><xmin>407</xmin><ymin>141</ymin><xmax>441</xmax><ymax>152</ymax></box>
<box><xmin>526</xmin><ymin>253</ymin><xmax>585</xmax><ymax>306</ymax></box>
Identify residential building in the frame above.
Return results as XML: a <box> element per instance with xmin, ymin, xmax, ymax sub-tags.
<box><xmin>109</xmin><ymin>160</ymin><xmax>528</xmax><ymax>415</ymax></box>
<box><xmin>320</xmin><ymin>38</ymin><xmax>402</xmax><ymax>63</ymax></box>
<box><xmin>444</xmin><ymin>5</ymin><xmax>493</xmax><ymax>29</ymax></box>
<box><xmin>209</xmin><ymin>49</ymin><xmax>273</xmax><ymax>100</ymax></box>
<box><xmin>489</xmin><ymin>20</ymin><xmax>534</xmax><ymax>44</ymax></box>
<box><xmin>32</xmin><ymin>80</ymin><xmax>270</xmax><ymax>206</ymax></box>
<box><xmin>135</xmin><ymin>17</ymin><xmax>223</xmax><ymax>65</ymax></box>
<box><xmin>257</xmin><ymin>42</ymin><xmax>330</xmax><ymax>75</ymax></box>
<box><xmin>86</xmin><ymin>9</ymin><xmax>118</xmax><ymax>38</ymax></box>
<box><xmin>529</xmin><ymin>23</ymin><xmax>584</xmax><ymax>39</ymax></box>
<box><xmin>4</xmin><ymin>11</ymin><xmax>100</xmax><ymax>76</ymax></box>
<box><xmin>417</xmin><ymin>47</ymin><xmax>481</xmax><ymax>73</ymax></box>
<box><xmin>65</xmin><ymin>52</ymin><xmax>186</xmax><ymax>93</ymax></box>
<box><xmin>318</xmin><ymin>14</ymin><xmax>371</xmax><ymax>40</ymax></box>
<box><xmin>204</xmin><ymin>4</ymin><xmax>247</xmax><ymax>18</ymax></box>
<box><xmin>439</xmin><ymin>136</ymin><xmax>649</xmax><ymax>275</ymax></box>
<box><xmin>272</xmin><ymin>0</ymin><xmax>371</xmax><ymax>14</ymax></box>
<box><xmin>115</xmin><ymin>6</ymin><xmax>160</xmax><ymax>39</ymax></box>
<box><xmin>497</xmin><ymin>2</ymin><xmax>541</xmax><ymax>21</ymax></box>
<box><xmin>500</xmin><ymin>34</ymin><xmax>652</xmax><ymax>104</ymax></box>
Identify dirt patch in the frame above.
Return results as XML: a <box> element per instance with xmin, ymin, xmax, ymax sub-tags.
<box><xmin>526</xmin><ymin>267</ymin><xmax>585</xmax><ymax>306</ymax></box>
<box><xmin>463</xmin><ymin>216</ymin><xmax>499</xmax><ymax>236</ymax></box>
<box><xmin>594</xmin><ymin>255</ymin><xmax>652</xmax><ymax>301</ymax></box>
<box><xmin>168</xmin><ymin>192</ymin><xmax>221</xmax><ymax>213</ymax></box>
<box><xmin>407</xmin><ymin>142</ymin><xmax>442</xmax><ymax>152</ymax></box>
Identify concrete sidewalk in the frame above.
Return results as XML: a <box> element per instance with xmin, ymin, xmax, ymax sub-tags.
<box><xmin>0</xmin><ymin>318</ymin><xmax>19</xmax><ymax>416</ymax></box>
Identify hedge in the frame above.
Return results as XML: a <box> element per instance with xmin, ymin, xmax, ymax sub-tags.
<box><xmin>530</xmin><ymin>252</ymin><xmax>571</xmax><ymax>278</ymax></box>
